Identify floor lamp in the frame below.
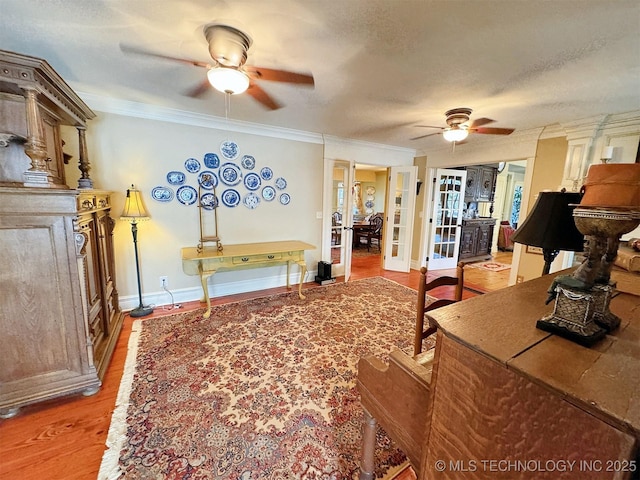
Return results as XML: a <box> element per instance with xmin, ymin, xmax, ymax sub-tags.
<box><xmin>120</xmin><ymin>184</ymin><xmax>153</xmax><ymax>318</ymax></box>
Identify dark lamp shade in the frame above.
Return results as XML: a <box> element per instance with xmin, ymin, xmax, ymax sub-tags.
<box><xmin>511</xmin><ymin>191</ymin><xmax>584</xmax><ymax>252</ymax></box>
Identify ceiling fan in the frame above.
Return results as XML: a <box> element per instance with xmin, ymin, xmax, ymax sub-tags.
<box><xmin>411</xmin><ymin>108</ymin><xmax>514</xmax><ymax>142</ymax></box>
<box><xmin>120</xmin><ymin>22</ymin><xmax>314</xmax><ymax>110</ymax></box>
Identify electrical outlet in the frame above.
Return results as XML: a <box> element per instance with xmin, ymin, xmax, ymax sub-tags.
<box><xmin>516</xmin><ymin>275</ymin><xmax>524</xmax><ymax>284</ymax></box>
<box><xmin>159</xmin><ymin>276</ymin><xmax>168</xmax><ymax>288</ymax></box>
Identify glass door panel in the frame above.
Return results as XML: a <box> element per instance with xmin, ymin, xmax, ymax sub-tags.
<box><xmin>428</xmin><ymin>168</ymin><xmax>467</xmax><ymax>269</ymax></box>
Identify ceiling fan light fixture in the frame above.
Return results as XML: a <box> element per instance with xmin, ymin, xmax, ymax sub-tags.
<box><xmin>443</xmin><ymin>127</ymin><xmax>469</xmax><ymax>142</ymax></box>
<box><xmin>207</xmin><ymin>67</ymin><xmax>250</xmax><ymax>94</ymax></box>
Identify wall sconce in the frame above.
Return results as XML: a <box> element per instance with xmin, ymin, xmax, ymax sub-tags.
<box><xmin>416</xmin><ymin>179</ymin><xmax>423</xmax><ymax>195</ymax></box>
<box><xmin>600</xmin><ymin>146</ymin><xmax>614</xmax><ymax>163</ymax></box>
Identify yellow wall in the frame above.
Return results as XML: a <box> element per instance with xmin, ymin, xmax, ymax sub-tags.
<box><xmin>516</xmin><ymin>137</ymin><xmax>568</xmax><ymax>281</ymax></box>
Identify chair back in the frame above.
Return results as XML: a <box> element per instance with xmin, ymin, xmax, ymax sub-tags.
<box><xmin>414</xmin><ymin>262</ymin><xmax>464</xmax><ymax>356</ymax></box>
<box><xmin>332</xmin><ymin>211</ymin><xmax>342</xmax><ymax>226</ymax></box>
<box><xmin>369</xmin><ymin>214</ymin><xmax>383</xmax><ymax>233</ymax></box>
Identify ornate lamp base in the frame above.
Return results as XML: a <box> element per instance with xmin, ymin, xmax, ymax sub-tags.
<box><xmin>537</xmin><ymin>284</ymin><xmax>607</xmax><ymax>347</ymax></box>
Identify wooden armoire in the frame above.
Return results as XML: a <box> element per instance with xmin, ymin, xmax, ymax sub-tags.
<box><xmin>0</xmin><ymin>50</ymin><xmax>124</xmax><ymax>418</ymax></box>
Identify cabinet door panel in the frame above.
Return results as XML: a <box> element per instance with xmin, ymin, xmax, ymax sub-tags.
<box><xmin>478</xmin><ymin>167</ymin><xmax>496</xmax><ymax>202</ymax></box>
<box><xmin>0</xmin><ymin>217</ymin><xmax>83</xmax><ymax>382</ymax></box>
<box><xmin>464</xmin><ymin>167</ymin><xmax>479</xmax><ymax>202</ymax></box>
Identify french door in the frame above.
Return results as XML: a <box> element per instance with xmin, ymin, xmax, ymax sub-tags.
<box><xmin>322</xmin><ymin>158</ymin><xmax>354</xmax><ymax>281</ymax></box>
<box><xmin>427</xmin><ymin>168</ymin><xmax>467</xmax><ymax>270</ymax></box>
<box><xmin>383</xmin><ymin>165</ymin><xmax>417</xmax><ymax>272</ymax></box>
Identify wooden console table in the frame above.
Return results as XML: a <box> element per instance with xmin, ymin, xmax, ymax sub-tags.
<box><xmin>182</xmin><ymin>240</ymin><xmax>315</xmax><ymax>318</ymax></box>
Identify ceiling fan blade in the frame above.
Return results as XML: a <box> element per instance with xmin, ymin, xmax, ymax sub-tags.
<box><xmin>410</xmin><ymin>132</ymin><xmax>442</xmax><ymax>141</ymax></box>
<box><xmin>472</xmin><ymin>127</ymin><xmax>515</xmax><ymax>135</ymax></box>
<box><xmin>120</xmin><ymin>43</ymin><xmax>211</xmax><ymax>69</ymax></box>
<box><xmin>245</xmin><ymin>66</ymin><xmax>314</xmax><ymax>86</ymax></box>
<box><xmin>246</xmin><ymin>81</ymin><xmax>282</xmax><ymax>110</ymax></box>
<box><xmin>414</xmin><ymin>125</ymin><xmax>445</xmax><ymax>129</ymax></box>
<box><xmin>184</xmin><ymin>79</ymin><xmax>211</xmax><ymax>98</ymax></box>
<box><xmin>468</xmin><ymin>117</ymin><xmax>495</xmax><ymax>129</ymax></box>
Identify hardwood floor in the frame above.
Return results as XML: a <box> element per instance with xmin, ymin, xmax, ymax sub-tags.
<box><xmin>0</xmin><ymin>253</ymin><xmax>510</xmax><ymax>480</ymax></box>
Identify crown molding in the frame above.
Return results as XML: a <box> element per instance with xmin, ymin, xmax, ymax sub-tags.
<box><xmin>77</xmin><ymin>92</ymin><xmax>416</xmax><ymax>157</ymax></box>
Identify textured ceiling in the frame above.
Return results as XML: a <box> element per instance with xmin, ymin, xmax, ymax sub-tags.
<box><xmin>1</xmin><ymin>0</ymin><xmax>639</xmax><ymax>151</ymax></box>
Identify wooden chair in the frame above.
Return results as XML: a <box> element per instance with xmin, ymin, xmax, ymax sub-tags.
<box><xmin>414</xmin><ymin>262</ymin><xmax>464</xmax><ymax>356</ymax></box>
<box><xmin>358</xmin><ymin>214</ymin><xmax>383</xmax><ymax>251</ymax></box>
<box><xmin>331</xmin><ymin>211</ymin><xmax>342</xmax><ymax>245</ymax></box>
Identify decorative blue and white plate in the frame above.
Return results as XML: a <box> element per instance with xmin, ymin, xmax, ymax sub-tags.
<box><xmin>151</xmin><ymin>186</ymin><xmax>174</xmax><ymax>202</ymax></box>
<box><xmin>275</xmin><ymin>177</ymin><xmax>287</xmax><ymax>190</ymax></box>
<box><xmin>200</xmin><ymin>193</ymin><xmax>219</xmax><ymax>210</ymax></box>
<box><xmin>184</xmin><ymin>158</ymin><xmax>201</xmax><ymax>173</ymax></box>
<box><xmin>241</xmin><ymin>155</ymin><xmax>256</xmax><ymax>170</ymax></box>
<box><xmin>203</xmin><ymin>152</ymin><xmax>220</xmax><ymax>169</ymax></box>
<box><xmin>221</xmin><ymin>189</ymin><xmax>241</xmax><ymax>207</ymax></box>
<box><xmin>243</xmin><ymin>172</ymin><xmax>261</xmax><ymax>191</ymax></box>
<box><xmin>365</xmin><ymin>200</ymin><xmax>375</xmax><ymax>208</ymax></box>
<box><xmin>220</xmin><ymin>141</ymin><xmax>239</xmax><ymax>160</ymax></box>
<box><xmin>260</xmin><ymin>167</ymin><xmax>273</xmax><ymax>181</ymax></box>
<box><xmin>219</xmin><ymin>162</ymin><xmax>242</xmax><ymax>186</ymax></box>
<box><xmin>243</xmin><ymin>192</ymin><xmax>261</xmax><ymax>209</ymax></box>
<box><xmin>176</xmin><ymin>185</ymin><xmax>198</xmax><ymax>205</ymax></box>
<box><xmin>262</xmin><ymin>185</ymin><xmax>276</xmax><ymax>201</ymax></box>
<box><xmin>198</xmin><ymin>170</ymin><xmax>218</xmax><ymax>190</ymax></box>
<box><xmin>166</xmin><ymin>171</ymin><xmax>186</xmax><ymax>185</ymax></box>
<box><xmin>279</xmin><ymin>192</ymin><xmax>291</xmax><ymax>205</ymax></box>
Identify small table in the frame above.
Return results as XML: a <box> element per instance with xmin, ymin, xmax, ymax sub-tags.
<box><xmin>182</xmin><ymin>240</ymin><xmax>315</xmax><ymax>318</ymax></box>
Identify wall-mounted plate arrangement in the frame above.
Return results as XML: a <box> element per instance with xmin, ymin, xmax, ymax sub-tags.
<box><xmin>176</xmin><ymin>185</ymin><xmax>198</xmax><ymax>205</ymax></box>
<box><xmin>155</xmin><ymin>142</ymin><xmax>292</xmax><ymax>210</ymax></box>
<box><xmin>184</xmin><ymin>158</ymin><xmax>201</xmax><ymax>173</ymax></box>
<box><xmin>243</xmin><ymin>192</ymin><xmax>260</xmax><ymax>209</ymax></box>
<box><xmin>221</xmin><ymin>189</ymin><xmax>241</xmax><ymax>207</ymax></box>
<box><xmin>151</xmin><ymin>186</ymin><xmax>174</xmax><ymax>202</ymax></box>
<box><xmin>203</xmin><ymin>152</ymin><xmax>220</xmax><ymax>169</ymax></box>
<box><xmin>220</xmin><ymin>141</ymin><xmax>239</xmax><ymax>160</ymax></box>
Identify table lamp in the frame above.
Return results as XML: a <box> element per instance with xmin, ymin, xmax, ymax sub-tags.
<box><xmin>511</xmin><ymin>190</ymin><xmax>585</xmax><ymax>275</ymax></box>
<box><xmin>120</xmin><ymin>184</ymin><xmax>153</xmax><ymax>318</ymax></box>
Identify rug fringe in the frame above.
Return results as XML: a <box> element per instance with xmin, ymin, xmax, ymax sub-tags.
<box><xmin>97</xmin><ymin>320</ymin><xmax>143</xmax><ymax>480</ymax></box>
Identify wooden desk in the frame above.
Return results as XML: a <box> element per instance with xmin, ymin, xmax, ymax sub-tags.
<box><xmin>424</xmin><ymin>274</ymin><xmax>639</xmax><ymax>479</ymax></box>
<box><xmin>182</xmin><ymin>240</ymin><xmax>315</xmax><ymax>318</ymax></box>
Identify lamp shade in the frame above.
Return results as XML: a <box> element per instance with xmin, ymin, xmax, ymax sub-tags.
<box><xmin>511</xmin><ymin>191</ymin><xmax>584</xmax><ymax>251</ymax></box>
<box><xmin>207</xmin><ymin>67</ymin><xmax>250</xmax><ymax>94</ymax></box>
<box><xmin>120</xmin><ymin>185</ymin><xmax>150</xmax><ymax>221</ymax></box>
<box><xmin>442</xmin><ymin>127</ymin><xmax>469</xmax><ymax>142</ymax></box>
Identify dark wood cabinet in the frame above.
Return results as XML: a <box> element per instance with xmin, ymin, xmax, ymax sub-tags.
<box><xmin>463</xmin><ymin>165</ymin><xmax>497</xmax><ymax>202</ymax></box>
<box><xmin>459</xmin><ymin>218</ymin><xmax>496</xmax><ymax>262</ymax></box>
<box><xmin>0</xmin><ymin>50</ymin><xmax>122</xmax><ymax>418</ymax></box>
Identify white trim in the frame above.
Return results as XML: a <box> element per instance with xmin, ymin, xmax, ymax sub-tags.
<box><xmin>119</xmin><ymin>269</ymin><xmax>317</xmax><ymax>311</ymax></box>
<box><xmin>78</xmin><ymin>92</ymin><xmax>416</xmax><ymax>158</ymax></box>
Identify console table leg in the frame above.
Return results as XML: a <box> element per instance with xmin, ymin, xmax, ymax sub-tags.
<box><xmin>199</xmin><ymin>267</ymin><xmax>213</xmax><ymax>319</ymax></box>
<box><xmin>298</xmin><ymin>262</ymin><xmax>307</xmax><ymax>299</ymax></box>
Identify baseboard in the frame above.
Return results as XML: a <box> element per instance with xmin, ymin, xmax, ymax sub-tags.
<box><xmin>119</xmin><ymin>269</ymin><xmax>316</xmax><ymax>311</ymax></box>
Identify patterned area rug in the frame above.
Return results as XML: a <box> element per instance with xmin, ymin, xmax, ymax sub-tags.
<box><xmin>466</xmin><ymin>261</ymin><xmax>511</xmax><ymax>272</ymax></box>
<box><xmin>100</xmin><ymin>277</ymin><xmax>432</xmax><ymax>479</ymax></box>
